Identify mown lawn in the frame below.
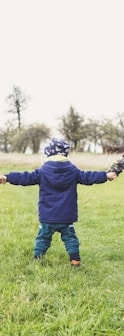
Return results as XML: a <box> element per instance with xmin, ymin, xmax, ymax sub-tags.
<box><xmin>0</xmin><ymin>158</ymin><xmax>124</xmax><ymax>335</ymax></box>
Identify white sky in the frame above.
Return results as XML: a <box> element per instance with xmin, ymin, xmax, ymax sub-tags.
<box><xmin>0</xmin><ymin>0</ymin><xmax>124</xmax><ymax>136</ymax></box>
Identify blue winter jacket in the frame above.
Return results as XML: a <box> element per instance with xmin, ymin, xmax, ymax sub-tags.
<box><xmin>6</xmin><ymin>156</ymin><xmax>107</xmax><ymax>224</ymax></box>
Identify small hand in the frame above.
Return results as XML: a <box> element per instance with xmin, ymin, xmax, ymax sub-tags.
<box><xmin>106</xmin><ymin>172</ymin><xmax>117</xmax><ymax>181</ymax></box>
<box><xmin>0</xmin><ymin>174</ymin><xmax>7</xmax><ymax>184</ymax></box>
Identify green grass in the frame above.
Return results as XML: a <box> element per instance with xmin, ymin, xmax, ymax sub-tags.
<box><xmin>0</xmin><ymin>160</ymin><xmax>124</xmax><ymax>335</ymax></box>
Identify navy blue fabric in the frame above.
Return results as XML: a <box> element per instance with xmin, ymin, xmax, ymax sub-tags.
<box><xmin>6</xmin><ymin>160</ymin><xmax>107</xmax><ymax>224</ymax></box>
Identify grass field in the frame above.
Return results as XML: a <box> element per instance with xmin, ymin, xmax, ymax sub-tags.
<box><xmin>0</xmin><ymin>153</ymin><xmax>124</xmax><ymax>335</ymax></box>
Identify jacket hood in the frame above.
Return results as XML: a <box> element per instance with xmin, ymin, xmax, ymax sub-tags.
<box><xmin>42</xmin><ymin>158</ymin><xmax>77</xmax><ymax>190</ymax></box>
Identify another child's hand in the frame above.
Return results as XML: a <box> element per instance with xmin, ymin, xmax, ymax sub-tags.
<box><xmin>108</xmin><ymin>156</ymin><xmax>124</xmax><ymax>176</ymax></box>
<box><xmin>0</xmin><ymin>174</ymin><xmax>7</xmax><ymax>184</ymax></box>
<box><xmin>106</xmin><ymin>172</ymin><xmax>117</xmax><ymax>181</ymax></box>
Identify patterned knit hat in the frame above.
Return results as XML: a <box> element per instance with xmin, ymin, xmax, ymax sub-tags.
<box><xmin>44</xmin><ymin>138</ymin><xmax>70</xmax><ymax>157</ymax></box>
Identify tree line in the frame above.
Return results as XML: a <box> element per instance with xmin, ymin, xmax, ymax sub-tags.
<box><xmin>0</xmin><ymin>86</ymin><xmax>124</xmax><ymax>153</ymax></box>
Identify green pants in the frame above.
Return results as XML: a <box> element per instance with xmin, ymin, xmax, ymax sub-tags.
<box><xmin>34</xmin><ymin>222</ymin><xmax>80</xmax><ymax>257</ymax></box>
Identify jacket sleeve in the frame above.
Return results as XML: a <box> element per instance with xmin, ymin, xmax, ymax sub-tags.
<box><xmin>6</xmin><ymin>168</ymin><xmax>41</xmax><ymax>186</ymax></box>
<box><xmin>77</xmin><ymin>170</ymin><xmax>107</xmax><ymax>185</ymax></box>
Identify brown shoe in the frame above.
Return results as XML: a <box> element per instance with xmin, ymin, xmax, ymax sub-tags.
<box><xmin>71</xmin><ymin>260</ymin><xmax>80</xmax><ymax>267</ymax></box>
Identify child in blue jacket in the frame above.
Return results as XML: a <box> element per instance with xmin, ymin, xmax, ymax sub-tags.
<box><xmin>0</xmin><ymin>138</ymin><xmax>117</xmax><ymax>266</ymax></box>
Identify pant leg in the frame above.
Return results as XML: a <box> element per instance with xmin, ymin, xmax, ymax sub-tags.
<box><xmin>60</xmin><ymin>224</ymin><xmax>80</xmax><ymax>256</ymax></box>
<box><xmin>34</xmin><ymin>222</ymin><xmax>54</xmax><ymax>257</ymax></box>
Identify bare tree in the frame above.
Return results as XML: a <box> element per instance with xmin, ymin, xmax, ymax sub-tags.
<box><xmin>6</xmin><ymin>86</ymin><xmax>29</xmax><ymax>131</ymax></box>
<box><xmin>85</xmin><ymin>119</ymin><xmax>101</xmax><ymax>152</ymax></box>
<box><xmin>26</xmin><ymin>124</ymin><xmax>50</xmax><ymax>153</ymax></box>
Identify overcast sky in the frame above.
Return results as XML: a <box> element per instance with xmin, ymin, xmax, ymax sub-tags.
<box><xmin>0</xmin><ymin>0</ymin><xmax>124</xmax><ymax>135</ymax></box>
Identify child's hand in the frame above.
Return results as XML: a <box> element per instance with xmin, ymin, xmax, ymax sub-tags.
<box><xmin>106</xmin><ymin>172</ymin><xmax>117</xmax><ymax>181</ymax></box>
<box><xmin>0</xmin><ymin>174</ymin><xmax>7</xmax><ymax>184</ymax></box>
